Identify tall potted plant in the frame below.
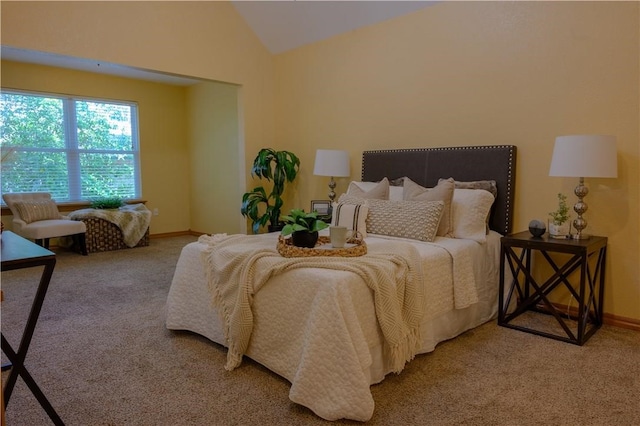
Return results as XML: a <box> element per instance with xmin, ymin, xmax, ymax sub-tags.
<box><xmin>241</xmin><ymin>148</ymin><xmax>300</xmax><ymax>234</ymax></box>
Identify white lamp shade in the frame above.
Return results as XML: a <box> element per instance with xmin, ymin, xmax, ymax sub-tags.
<box><xmin>313</xmin><ymin>149</ymin><xmax>351</xmax><ymax>177</ymax></box>
<box><xmin>549</xmin><ymin>135</ymin><xmax>618</xmax><ymax>178</ymax></box>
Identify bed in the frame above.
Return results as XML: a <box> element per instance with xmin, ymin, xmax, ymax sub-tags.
<box><xmin>165</xmin><ymin>145</ymin><xmax>517</xmax><ymax>422</ymax></box>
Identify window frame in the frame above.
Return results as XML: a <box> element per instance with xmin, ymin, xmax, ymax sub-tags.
<box><xmin>1</xmin><ymin>88</ymin><xmax>142</xmax><ymax>204</ymax></box>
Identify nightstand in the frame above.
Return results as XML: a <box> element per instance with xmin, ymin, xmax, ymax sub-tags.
<box><xmin>498</xmin><ymin>231</ymin><xmax>607</xmax><ymax>345</ymax></box>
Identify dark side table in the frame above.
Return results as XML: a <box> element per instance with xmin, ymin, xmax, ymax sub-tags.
<box><xmin>498</xmin><ymin>231</ymin><xmax>607</xmax><ymax>346</ymax></box>
<box><xmin>1</xmin><ymin>231</ymin><xmax>64</xmax><ymax>425</ymax></box>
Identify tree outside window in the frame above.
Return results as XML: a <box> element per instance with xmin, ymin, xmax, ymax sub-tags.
<box><xmin>0</xmin><ymin>91</ymin><xmax>141</xmax><ymax>203</ymax></box>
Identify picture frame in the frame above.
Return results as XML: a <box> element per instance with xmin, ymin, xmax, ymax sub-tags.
<box><xmin>310</xmin><ymin>200</ymin><xmax>331</xmax><ymax>216</ymax></box>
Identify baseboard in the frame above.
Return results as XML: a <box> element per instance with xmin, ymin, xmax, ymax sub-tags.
<box><xmin>148</xmin><ymin>230</ymin><xmax>194</xmax><ymax>239</ymax></box>
<box><xmin>149</xmin><ymin>230</ymin><xmax>216</xmax><ymax>238</ymax></box>
<box><xmin>603</xmin><ymin>313</ymin><xmax>640</xmax><ymax>331</ymax></box>
<box><xmin>536</xmin><ymin>302</ymin><xmax>640</xmax><ymax>332</ymax></box>
<box><xmin>187</xmin><ymin>230</ymin><xmax>207</xmax><ymax>237</ymax></box>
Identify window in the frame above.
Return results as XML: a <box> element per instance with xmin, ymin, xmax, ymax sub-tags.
<box><xmin>1</xmin><ymin>90</ymin><xmax>141</xmax><ymax>203</ymax></box>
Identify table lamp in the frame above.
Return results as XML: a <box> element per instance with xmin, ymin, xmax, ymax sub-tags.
<box><xmin>549</xmin><ymin>135</ymin><xmax>617</xmax><ymax>239</ymax></box>
<box><xmin>313</xmin><ymin>149</ymin><xmax>350</xmax><ymax>203</ymax></box>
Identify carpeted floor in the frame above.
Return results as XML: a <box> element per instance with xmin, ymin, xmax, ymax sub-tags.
<box><xmin>1</xmin><ymin>235</ymin><xmax>639</xmax><ymax>425</ymax></box>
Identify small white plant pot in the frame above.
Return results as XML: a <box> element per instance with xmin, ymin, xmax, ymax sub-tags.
<box><xmin>548</xmin><ymin>221</ymin><xmax>570</xmax><ymax>239</ymax></box>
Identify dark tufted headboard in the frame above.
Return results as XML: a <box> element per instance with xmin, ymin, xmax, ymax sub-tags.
<box><xmin>362</xmin><ymin>145</ymin><xmax>517</xmax><ymax>235</ymax></box>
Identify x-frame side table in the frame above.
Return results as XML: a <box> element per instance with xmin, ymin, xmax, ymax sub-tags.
<box><xmin>499</xmin><ymin>231</ymin><xmax>607</xmax><ymax>346</ymax></box>
<box><xmin>1</xmin><ymin>231</ymin><xmax>64</xmax><ymax>425</ymax></box>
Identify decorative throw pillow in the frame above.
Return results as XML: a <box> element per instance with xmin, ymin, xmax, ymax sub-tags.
<box><xmin>389</xmin><ymin>177</ymin><xmax>406</xmax><ymax>187</ymax></box>
<box><xmin>403</xmin><ymin>177</ymin><xmax>455</xmax><ymax>237</ymax></box>
<box><xmin>450</xmin><ymin>189</ymin><xmax>495</xmax><ymax>243</ymax></box>
<box><xmin>365</xmin><ymin>199</ymin><xmax>444</xmax><ymax>242</ymax></box>
<box><xmin>14</xmin><ymin>199</ymin><xmax>61</xmax><ymax>224</ymax></box>
<box><xmin>346</xmin><ymin>177</ymin><xmax>390</xmax><ymax>200</ymax></box>
<box><xmin>441</xmin><ymin>178</ymin><xmax>498</xmax><ymax>234</ymax></box>
<box><xmin>331</xmin><ymin>202</ymin><xmax>369</xmax><ymax>238</ymax></box>
<box><xmin>440</xmin><ymin>178</ymin><xmax>498</xmax><ymax>199</ymax></box>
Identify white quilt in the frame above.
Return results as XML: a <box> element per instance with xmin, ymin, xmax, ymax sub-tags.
<box><xmin>200</xmin><ymin>233</ymin><xmax>428</xmax><ymax>374</ymax></box>
<box><xmin>166</xmin><ymin>232</ymin><xmax>498</xmax><ymax>422</ymax></box>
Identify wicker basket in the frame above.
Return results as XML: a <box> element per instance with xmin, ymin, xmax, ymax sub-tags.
<box><xmin>277</xmin><ymin>234</ymin><xmax>366</xmax><ymax>258</ymax></box>
<box><xmin>80</xmin><ymin>217</ymin><xmax>149</xmax><ymax>253</ymax></box>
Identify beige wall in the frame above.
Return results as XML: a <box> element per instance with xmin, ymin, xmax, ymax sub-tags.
<box><xmin>2</xmin><ymin>1</ymin><xmax>638</xmax><ymax>321</ymax></box>
<box><xmin>188</xmin><ymin>80</ymin><xmax>244</xmax><ymax>235</ymax></box>
<box><xmin>0</xmin><ymin>60</ymin><xmax>191</xmax><ymax>235</ymax></box>
<box><xmin>273</xmin><ymin>2</ymin><xmax>639</xmax><ymax>321</ymax></box>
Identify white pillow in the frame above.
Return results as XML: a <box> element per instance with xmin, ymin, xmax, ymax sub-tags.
<box><xmin>365</xmin><ymin>198</ymin><xmax>444</xmax><ymax>242</ymax></box>
<box><xmin>331</xmin><ymin>202</ymin><xmax>369</xmax><ymax>238</ymax></box>
<box><xmin>450</xmin><ymin>189</ymin><xmax>495</xmax><ymax>243</ymax></box>
<box><xmin>388</xmin><ymin>186</ymin><xmax>403</xmax><ymax>201</ymax></box>
<box><xmin>346</xmin><ymin>177</ymin><xmax>390</xmax><ymax>200</ymax></box>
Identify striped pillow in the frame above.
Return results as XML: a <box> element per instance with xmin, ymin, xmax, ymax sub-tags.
<box><xmin>331</xmin><ymin>202</ymin><xmax>369</xmax><ymax>238</ymax></box>
<box><xmin>14</xmin><ymin>200</ymin><xmax>61</xmax><ymax>224</ymax></box>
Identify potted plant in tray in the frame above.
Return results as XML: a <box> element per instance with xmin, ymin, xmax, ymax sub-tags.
<box><xmin>281</xmin><ymin>208</ymin><xmax>329</xmax><ymax>248</ymax></box>
<box><xmin>241</xmin><ymin>148</ymin><xmax>300</xmax><ymax>234</ymax></box>
<box><xmin>548</xmin><ymin>193</ymin><xmax>570</xmax><ymax>238</ymax></box>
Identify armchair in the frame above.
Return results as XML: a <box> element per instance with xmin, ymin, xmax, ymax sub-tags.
<box><xmin>2</xmin><ymin>192</ymin><xmax>88</xmax><ymax>255</ymax></box>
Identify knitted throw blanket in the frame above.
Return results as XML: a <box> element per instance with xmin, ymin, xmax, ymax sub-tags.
<box><xmin>68</xmin><ymin>203</ymin><xmax>151</xmax><ymax>247</ymax></box>
<box><xmin>200</xmin><ymin>233</ymin><xmax>426</xmax><ymax>373</ymax></box>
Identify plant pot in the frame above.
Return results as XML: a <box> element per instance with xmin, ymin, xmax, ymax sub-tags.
<box><xmin>548</xmin><ymin>221</ymin><xmax>570</xmax><ymax>239</ymax></box>
<box><xmin>268</xmin><ymin>223</ymin><xmax>285</xmax><ymax>233</ymax></box>
<box><xmin>291</xmin><ymin>231</ymin><xmax>319</xmax><ymax>248</ymax></box>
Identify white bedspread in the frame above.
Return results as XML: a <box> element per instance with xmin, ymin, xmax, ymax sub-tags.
<box><xmin>200</xmin><ymin>233</ymin><xmax>429</xmax><ymax>374</ymax></box>
<box><xmin>166</xmin><ymin>232</ymin><xmax>498</xmax><ymax>421</ymax></box>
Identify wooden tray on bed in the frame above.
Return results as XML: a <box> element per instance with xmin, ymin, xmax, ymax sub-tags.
<box><xmin>277</xmin><ymin>235</ymin><xmax>367</xmax><ymax>258</ymax></box>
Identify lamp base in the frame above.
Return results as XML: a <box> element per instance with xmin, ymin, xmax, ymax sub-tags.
<box><xmin>327</xmin><ymin>176</ymin><xmax>337</xmax><ymax>203</ymax></box>
<box><xmin>571</xmin><ymin>232</ymin><xmax>591</xmax><ymax>240</ymax></box>
<box><xmin>571</xmin><ymin>177</ymin><xmax>590</xmax><ymax>240</ymax></box>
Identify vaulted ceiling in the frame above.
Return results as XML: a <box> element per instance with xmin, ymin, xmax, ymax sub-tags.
<box><xmin>231</xmin><ymin>1</ymin><xmax>436</xmax><ymax>54</ymax></box>
<box><xmin>1</xmin><ymin>1</ymin><xmax>436</xmax><ymax>85</ymax></box>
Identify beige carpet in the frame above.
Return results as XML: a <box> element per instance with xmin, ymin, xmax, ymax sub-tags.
<box><xmin>1</xmin><ymin>235</ymin><xmax>639</xmax><ymax>426</ymax></box>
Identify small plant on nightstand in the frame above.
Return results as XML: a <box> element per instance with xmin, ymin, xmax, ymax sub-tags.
<box><xmin>548</xmin><ymin>193</ymin><xmax>570</xmax><ymax>238</ymax></box>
